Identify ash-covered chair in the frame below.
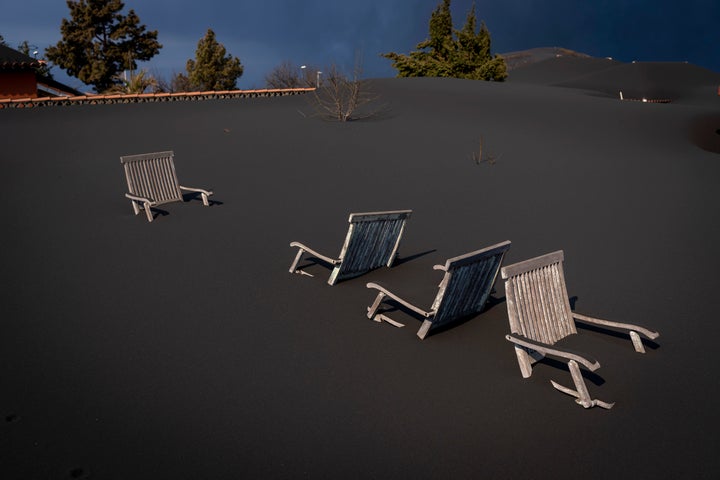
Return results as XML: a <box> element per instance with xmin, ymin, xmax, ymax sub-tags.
<box><xmin>366</xmin><ymin>240</ymin><xmax>511</xmax><ymax>339</ymax></box>
<box><xmin>120</xmin><ymin>151</ymin><xmax>213</xmax><ymax>222</ymax></box>
<box><xmin>501</xmin><ymin>250</ymin><xmax>660</xmax><ymax>409</ymax></box>
<box><xmin>289</xmin><ymin>210</ymin><xmax>412</xmax><ymax>286</ymax></box>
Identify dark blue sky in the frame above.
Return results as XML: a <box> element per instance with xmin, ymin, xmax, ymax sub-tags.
<box><xmin>3</xmin><ymin>0</ymin><xmax>718</xmax><ymax>90</ymax></box>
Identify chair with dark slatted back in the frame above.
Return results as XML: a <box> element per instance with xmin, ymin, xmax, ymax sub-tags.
<box><xmin>366</xmin><ymin>240</ymin><xmax>511</xmax><ymax>339</ymax></box>
<box><xmin>289</xmin><ymin>210</ymin><xmax>412</xmax><ymax>285</ymax></box>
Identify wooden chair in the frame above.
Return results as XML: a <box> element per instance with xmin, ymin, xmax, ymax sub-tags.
<box><xmin>120</xmin><ymin>151</ymin><xmax>213</xmax><ymax>222</ymax></box>
<box><xmin>501</xmin><ymin>250</ymin><xmax>660</xmax><ymax>409</ymax></box>
<box><xmin>366</xmin><ymin>240</ymin><xmax>511</xmax><ymax>339</ymax></box>
<box><xmin>289</xmin><ymin>210</ymin><xmax>412</xmax><ymax>285</ymax></box>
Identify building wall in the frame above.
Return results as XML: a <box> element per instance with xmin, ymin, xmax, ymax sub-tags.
<box><xmin>0</xmin><ymin>71</ymin><xmax>37</xmax><ymax>99</ymax></box>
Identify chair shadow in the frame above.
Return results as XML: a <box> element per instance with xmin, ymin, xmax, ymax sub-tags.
<box><xmin>393</xmin><ymin>249</ymin><xmax>436</xmax><ymax>266</ymax></box>
<box><xmin>295</xmin><ymin>256</ymin><xmax>334</xmax><ymax>272</ymax></box>
<box><xmin>575</xmin><ymin>322</ymin><xmax>661</xmax><ymax>351</ymax></box>
<box><xmin>295</xmin><ymin>249</ymin><xmax>436</xmax><ymax>276</ymax></box>
<box><xmin>375</xmin><ymin>294</ymin><xmax>506</xmax><ymax>338</ymax></box>
<box><xmin>182</xmin><ymin>192</ymin><xmax>223</xmax><ymax>206</ymax></box>
<box><xmin>147</xmin><ymin>199</ymin><xmax>221</xmax><ymax>220</ymax></box>
<box><xmin>570</xmin><ymin>296</ymin><xmax>660</xmax><ymax>351</ymax></box>
<box><xmin>148</xmin><ymin>207</ymin><xmax>169</xmax><ymax>219</ymax></box>
<box><xmin>538</xmin><ymin>356</ymin><xmax>607</xmax><ymax>387</ymax></box>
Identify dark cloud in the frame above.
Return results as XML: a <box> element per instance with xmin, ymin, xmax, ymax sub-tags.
<box><xmin>2</xmin><ymin>0</ymin><xmax>717</xmax><ymax>89</ymax></box>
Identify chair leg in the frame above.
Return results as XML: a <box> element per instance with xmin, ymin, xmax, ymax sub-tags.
<box><xmin>514</xmin><ymin>345</ymin><xmax>540</xmax><ymax>378</ymax></box>
<box><xmin>376</xmin><ymin>314</ymin><xmax>405</xmax><ymax>328</ymax></box>
<box><xmin>130</xmin><ymin>200</ymin><xmax>140</xmax><ymax>216</ymax></box>
<box><xmin>551</xmin><ymin>360</ymin><xmax>615</xmax><ymax>409</ymax></box>
<box><xmin>417</xmin><ymin>320</ymin><xmax>434</xmax><ymax>339</ymax></box>
<box><xmin>367</xmin><ymin>292</ymin><xmax>386</xmax><ymax>320</ymax></box>
<box><xmin>201</xmin><ymin>192</ymin><xmax>210</xmax><ymax>206</ymax></box>
<box><xmin>630</xmin><ymin>331</ymin><xmax>646</xmax><ymax>353</ymax></box>
<box><xmin>289</xmin><ymin>248</ymin><xmax>304</xmax><ymax>274</ymax></box>
<box><xmin>327</xmin><ymin>267</ymin><xmax>341</xmax><ymax>286</ymax></box>
<box><xmin>568</xmin><ymin>360</ymin><xmax>593</xmax><ymax>407</ymax></box>
<box><xmin>144</xmin><ymin>202</ymin><xmax>154</xmax><ymax>222</ymax></box>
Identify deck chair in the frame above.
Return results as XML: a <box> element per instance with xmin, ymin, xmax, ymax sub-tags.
<box><xmin>366</xmin><ymin>240</ymin><xmax>511</xmax><ymax>339</ymax></box>
<box><xmin>120</xmin><ymin>151</ymin><xmax>213</xmax><ymax>222</ymax></box>
<box><xmin>289</xmin><ymin>210</ymin><xmax>412</xmax><ymax>285</ymax></box>
<box><xmin>501</xmin><ymin>250</ymin><xmax>660</xmax><ymax>409</ymax></box>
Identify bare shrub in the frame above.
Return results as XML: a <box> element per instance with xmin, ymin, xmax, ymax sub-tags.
<box><xmin>265</xmin><ymin>60</ymin><xmax>318</xmax><ymax>89</ymax></box>
<box><xmin>471</xmin><ymin>136</ymin><xmax>501</xmax><ymax>165</ymax></box>
<box><xmin>310</xmin><ymin>62</ymin><xmax>381</xmax><ymax>122</ymax></box>
<box><xmin>153</xmin><ymin>71</ymin><xmax>193</xmax><ymax>93</ymax></box>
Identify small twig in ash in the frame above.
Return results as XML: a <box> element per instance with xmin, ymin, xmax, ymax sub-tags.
<box><xmin>471</xmin><ymin>136</ymin><xmax>501</xmax><ymax>165</ymax></box>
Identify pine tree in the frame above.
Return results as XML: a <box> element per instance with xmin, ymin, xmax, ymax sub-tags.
<box><xmin>421</xmin><ymin>0</ymin><xmax>453</xmax><ymax>57</ymax></box>
<box><xmin>186</xmin><ymin>29</ymin><xmax>243</xmax><ymax>91</ymax></box>
<box><xmin>449</xmin><ymin>7</ymin><xmax>506</xmax><ymax>80</ymax></box>
<box><xmin>382</xmin><ymin>0</ymin><xmax>506</xmax><ymax>81</ymax></box>
<box><xmin>383</xmin><ymin>0</ymin><xmax>454</xmax><ymax>77</ymax></box>
<box><xmin>46</xmin><ymin>0</ymin><xmax>161</xmax><ymax>92</ymax></box>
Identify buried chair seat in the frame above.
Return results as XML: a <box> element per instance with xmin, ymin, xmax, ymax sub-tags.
<box><xmin>289</xmin><ymin>210</ymin><xmax>412</xmax><ymax>285</ymax></box>
<box><xmin>366</xmin><ymin>240</ymin><xmax>511</xmax><ymax>339</ymax></box>
<box><xmin>120</xmin><ymin>151</ymin><xmax>213</xmax><ymax>222</ymax></box>
<box><xmin>501</xmin><ymin>250</ymin><xmax>659</xmax><ymax>409</ymax></box>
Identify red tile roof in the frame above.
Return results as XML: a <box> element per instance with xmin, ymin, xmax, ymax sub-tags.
<box><xmin>0</xmin><ymin>88</ymin><xmax>315</xmax><ymax>108</ymax></box>
<box><xmin>0</xmin><ymin>45</ymin><xmax>43</xmax><ymax>70</ymax></box>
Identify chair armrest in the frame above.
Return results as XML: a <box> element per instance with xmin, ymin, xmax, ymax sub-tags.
<box><xmin>572</xmin><ymin>312</ymin><xmax>659</xmax><ymax>340</ymax></box>
<box><xmin>366</xmin><ymin>282</ymin><xmax>433</xmax><ymax>318</ymax></box>
<box><xmin>178</xmin><ymin>185</ymin><xmax>213</xmax><ymax>196</ymax></box>
<box><xmin>125</xmin><ymin>193</ymin><xmax>155</xmax><ymax>204</ymax></box>
<box><xmin>289</xmin><ymin>242</ymin><xmax>339</xmax><ymax>265</ymax></box>
<box><xmin>505</xmin><ymin>333</ymin><xmax>601</xmax><ymax>372</ymax></box>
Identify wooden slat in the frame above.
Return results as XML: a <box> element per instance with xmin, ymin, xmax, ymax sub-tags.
<box><xmin>501</xmin><ymin>250</ymin><xmax>564</xmax><ymax>279</ymax></box>
<box><xmin>364</xmin><ymin>241</ymin><xmax>511</xmax><ymax>339</ymax></box>
<box><xmin>347</xmin><ymin>209</ymin><xmax>412</xmax><ymax>223</ymax></box>
<box><xmin>428</xmin><ymin>241</ymin><xmax>511</xmax><ymax>328</ymax></box>
<box><xmin>334</xmin><ymin>214</ymin><xmax>410</xmax><ymax>281</ymax></box>
<box><xmin>554</xmin><ymin>260</ymin><xmax>577</xmax><ymax>338</ymax></box>
<box><xmin>121</xmin><ymin>151</ymin><xmax>183</xmax><ymax>205</ymax></box>
<box><xmin>442</xmin><ymin>240</ymin><xmax>513</xmax><ymax>269</ymax></box>
<box><xmin>120</xmin><ymin>151</ymin><xmax>212</xmax><ymax>222</ymax></box>
<box><xmin>120</xmin><ymin>151</ymin><xmax>174</xmax><ymax>164</ymax></box>
<box><xmin>502</xmin><ymin>253</ymin><xmax>577</xmax><ymax>345</ymax></box>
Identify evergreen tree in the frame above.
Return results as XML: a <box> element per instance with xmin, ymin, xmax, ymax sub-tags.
<box><xmin>46</xmin><ymin>0</ymin><xmax>161</xmax><ymax>92</ymax></box>
<box><xmin>420</xmin><ymin>0</ymin><xmax>453</xmax><ymax>57</ymax></box>
<box><xmin>383</xmin><ymin>0</ymin><xmax>506</xmax><ymax>81</ymax></box>
<box><xmin>449</xmin><ymin>8</ymin><xmax>506</xmax><ymax>80</ymax></box>
<box><xmin>186</xmin><ymin>29</ymin><xmax>243</xmax><ymax>91</ymax></box>
<box><xmin>383</xmin><ymin>0</ymin><xmax>454</xmax><ymax>77</ymax></box>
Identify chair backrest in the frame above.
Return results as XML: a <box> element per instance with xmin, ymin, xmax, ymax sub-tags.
<box><xmin>430</xmin><ymin>240</ymin><xmax>511</xmax><ymax>327</ymax></box>
<box><xmin>501</xmin><ymin>250</ymin><xmax>576</xmax><ymax>345</ymax></box>
<box><xmin>120</xmin><ymin>151</ymin><xmax>182</xmax><ymax>205</ymax></box>
<box><xmin>331</xmin><ymin>210</ymin><xmax>412</xmax><ymax>284</ymax></box>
